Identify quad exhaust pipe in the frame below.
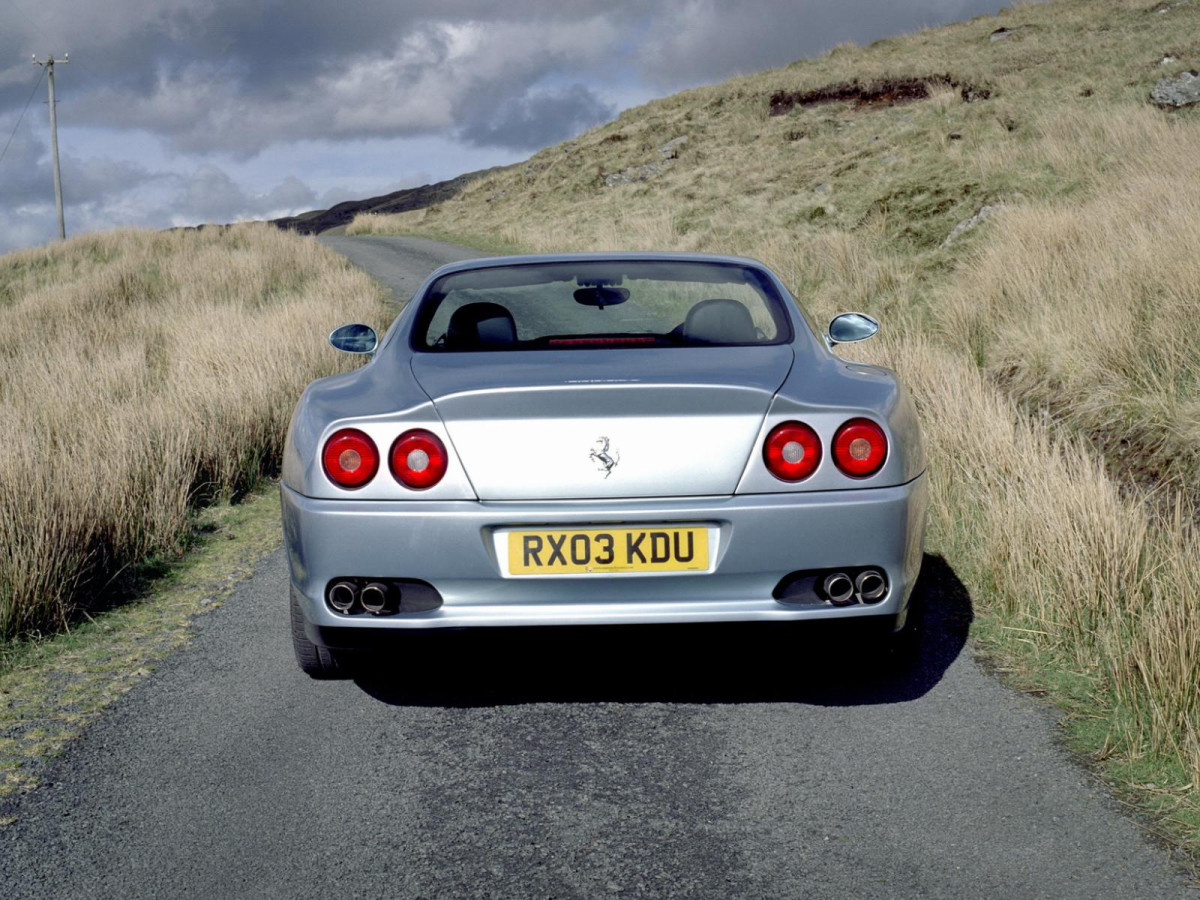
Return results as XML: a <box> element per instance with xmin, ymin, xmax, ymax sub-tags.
<box><xmin>324</xmin><ymin>578</ymin><xmax>437</xmax><ymax>615</ymax></box>
<box><xmin>328</xmin><ymin>580</ymin><xmax>358</xmax><ymax>614</ymax></box>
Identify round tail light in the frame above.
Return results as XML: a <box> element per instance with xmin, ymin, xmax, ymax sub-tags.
<box><xmin>833</xmin><ymin>418</ymin><xmax>887</xmax><ymax>477</ymax></box>
<box><xmin>390</xmin><ymin>429</ymin><xmax>448</xmax><ymax>489</ymax></box>
<box><xmin>763</xmin><ymin>421</ymin><xmax>822</xmax><ymax>481</ymax></box>
<box><xmin>322</xmin><ymin>429</ymin><xmax>379</xmax><ymax>488</ymax></box>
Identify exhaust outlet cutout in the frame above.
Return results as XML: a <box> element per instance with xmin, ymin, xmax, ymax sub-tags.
<box><xmin>360</xmin><ymin>582</ymin><xmax>392</xmax><ymax>615</ymax></box>
<box><xmin>822</xmin><ymin>572</ymin><xmax>855</xmax><ymax>606</ymax></box>
<box><xmin>855</xmin><ymin>570</ymin><xmax>887</xmax><ymax>603</ymax></box>
<box><xmin>328</xmin><ymin>581</ymin><xmax>358</xmax><ymax>614</ymax></box>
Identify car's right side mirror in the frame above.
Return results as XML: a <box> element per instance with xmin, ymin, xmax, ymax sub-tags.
<box><xmin>827</xmin><ymin>312</ymin><xmax>879</xmax><ymax>346</ymax></box>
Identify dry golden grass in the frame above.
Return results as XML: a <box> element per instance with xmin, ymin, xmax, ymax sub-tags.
<box><xmin>0</xmin><ymin>225</ymin><xmax>386</xmax><ymax>638</ymax></box>
<box><xmin>940</xmin><ymin>108</ymin><xmax>1200</xmax><ymax>485</ymax></box>
<box><xmin>350</xmin><ymin>0</ymin><xmax>1200</xmax><ymax>839</ymax></box>
<box><xmin>884</xmin><ymin>334</ymin><xmax>1200</xmax><ymax>786</ymax></box>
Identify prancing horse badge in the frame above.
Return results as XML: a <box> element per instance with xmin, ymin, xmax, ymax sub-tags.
<box><xmin>589</xmin><ymin>436</ymin><xmax>619</xmax><ymax>478</ymax></box>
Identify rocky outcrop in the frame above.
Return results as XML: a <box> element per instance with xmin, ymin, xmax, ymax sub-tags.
<box><xmin>1150</xmin><ymin>71</ymin><xmax>1200</xmax><ymax>108</ymax></box>
<box><xmin>604</xmin><ymin>161</ymin><xmax>673</xmax><ymax>187</ymax></box>
<box><xmin>657</xmin><ymin>135</ymin><xmax>689</xmax><ymax>158</ymax></box>
<box><xmin>603</xmin><ymin>136</ymin><xmax>689</xmax><ymax>187</ymax></box>
<box><xmin>941</xmin><ymin>205</ymin><xmax>997</xmax><ymax>247</ymax></box>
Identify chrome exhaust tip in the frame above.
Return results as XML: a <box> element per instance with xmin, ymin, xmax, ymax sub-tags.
<box><xmin>360</xmin><ymin>582</ymin><xmax>392</xmax><ymax>615</ymax></box>
<box><xmin>822</xmin><ymin>572</ymin><xmax>855</xmax><ymax>606</ymax></box>
<box><xmin>328</xmin><ymin>581</ymin><xmax>358</xmax><ymax>614</ymax></box>
<box><xmin>855</xmin><ymin>570</ymin><xmax>887</xmax><ymax>603</ymax></box>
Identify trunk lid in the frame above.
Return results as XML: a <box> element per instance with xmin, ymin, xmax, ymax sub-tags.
<box><xmin>410</xmin><ymin>347</ymin><xmax>794</xmax><ymax>500</ymax></box>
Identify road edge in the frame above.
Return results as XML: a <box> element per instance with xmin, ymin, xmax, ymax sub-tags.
<box><xmin>0</xmin><ymin>485</ymin><xmax>283</xmax><ymax>825</ymax></box>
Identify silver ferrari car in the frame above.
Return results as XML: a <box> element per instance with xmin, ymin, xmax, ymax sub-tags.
<box><xmin>282</xmin><ymin>253</ymin><xmax>927</xmax><ymax>677</ymax></box>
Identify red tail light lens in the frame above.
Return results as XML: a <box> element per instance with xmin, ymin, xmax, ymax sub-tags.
<box><xmin>833</xmin><ymin>418</ymin><xmax>888</xmax><ymax>477</ymax></box>
<box><xmin>763</xmin><ymin>421</ymin><xmax>822</xmax><ymax>481</ymax></box>
<box><xmin>322</xmin><ymin>429</ymin><xmax>379</xmax><ymax>488</ymax></box>
<box><xmin>390</xmin><ymin>429</ymin><xmax>448</xmax><ymax>489</ymax></box>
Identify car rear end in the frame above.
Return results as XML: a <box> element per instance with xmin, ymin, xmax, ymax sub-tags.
<box><xmin>282</xmin><ymin>254</ymin><xmax>927</xmax><ymax>657</ymax></box>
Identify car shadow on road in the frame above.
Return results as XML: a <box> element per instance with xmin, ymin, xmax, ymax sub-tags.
<box><xmin>353</xmin><ymin>554</ymin><xmax>973</xmax><ymax>709</ymax></box>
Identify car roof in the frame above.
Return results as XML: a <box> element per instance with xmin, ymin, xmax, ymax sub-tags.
<box><xmin>423</xmin><ymin>251</ymin><xmax>776</xmax><ymax>279</ymax></box>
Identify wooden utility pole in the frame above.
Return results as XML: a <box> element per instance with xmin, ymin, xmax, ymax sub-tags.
<box><xmin>32</xmin><ymin>52</ymin><xmax>68</xmax><ymax>240</ymax></box>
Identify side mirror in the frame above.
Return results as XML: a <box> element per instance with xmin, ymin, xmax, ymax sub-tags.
<box><xmin>328</xmin><ymin>323</ymin><xmax>377</xmax><ymax>354</ymax></box>
<box><xmin>827</xmin><ymin>312</ymin><xmax>879</xmax><ymax>346</ymax></box>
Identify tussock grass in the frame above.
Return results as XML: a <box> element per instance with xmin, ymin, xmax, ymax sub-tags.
<box><xmin>884</xmin><ymin>334</ymin><xmax>1200</xmax><ymax>789</ymax></box>
<box><xmin>0</xmin><ymin>486</ymin><xmax>283</xmax><ymax>805</ymax></box>
<box><xmin>0</xmin><ymin>225</ymin><xmax>386</xmax><ymax>638</ymax></box>
<box><xmin>941</xmin><ymin>108</ymin><xmax>1200</xmax><ymax>485</ymax></box>
<box><xmin>350</xmin><ymin>0</ymin><xmax>1200</xmax><ymax>844</ymax></box>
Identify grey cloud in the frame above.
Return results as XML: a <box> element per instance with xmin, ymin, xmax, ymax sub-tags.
<box><xmin>0</xmin><ymin>129</ymin><xmax>46</xmax><ymax>204</ymax></box>
<box><xmin>0</xmin><ymin>2</ymin><xmax>643</xmax><ymax>156</ymax></box>
<box><xmin>0</xmin><ymin>141</ymin><xmax>178</xmax><ymax>254</ymax></box>
<box><xmin>638</xmin><ymin>0</ymin><xmax>1012</xmax><ymax>87</ymax></box>
<box><xmin>178</xmin><ymin>165</ymin><xmax>321</xmax><ymax>222</ymax></box>
<box><xmin>0</xmin><ymin>126</ymin><xmax>169</xmax><ymax>208</ymax></box>
<box><xmin>181</xmin><ymin>164</ymin><xmax>249</xmax><ymax>221</ymax></box>
<box><xmin>2</xmin><ymin>1</ymin><xmax>1012</xmax><ymax>159</ymax></box>
<box><xmin>53</xmin><ymin>20</ymin><xmax>624</xmax><ymax>157</ymax></box>
<box><xmin>65</xmin><ymin>156</ymin><xmax>172</xmax><ymax>206</ymax></box>
<box><xmin>262</xmin><ymin>176</ymin><xmax>317</xmax><ymax>212</ymax></box>
<box><xmin>458</xmin><ymin>84</ymin><xmax>614</xmax><ymax>150</ymax></box>
<box><xmin>0</xmin><ymin>145</ymin><xmax>321</xmax><ymax>256</ymax></box>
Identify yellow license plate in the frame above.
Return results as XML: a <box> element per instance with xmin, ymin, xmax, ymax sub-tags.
<box><xmin>507</xmin><ymin>526</ymin><xmax>709</xmax><ymax>575</ymax></box>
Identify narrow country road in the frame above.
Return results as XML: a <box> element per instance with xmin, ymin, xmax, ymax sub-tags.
<box><xmin>0</xmin><ymin>235</ymin><xmax>1193</xmax><ymax>898</ymax></box>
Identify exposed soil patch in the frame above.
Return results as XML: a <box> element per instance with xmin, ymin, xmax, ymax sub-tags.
<box><xmin>768</xmin><ymin>75</ymin><xmax>989</xmax><ymax>116</ymax></box>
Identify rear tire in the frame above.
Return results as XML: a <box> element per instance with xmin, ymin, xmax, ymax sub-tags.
<box><xmin>290</xmin><ymin>585</ymin><xmax>349</xmax><ymax>679</ymax></box>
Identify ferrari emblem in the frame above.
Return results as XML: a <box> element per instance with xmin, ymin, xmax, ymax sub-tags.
<box><xmin>589</xmin><ymin>436</ymin><xmax>620</xmax><ymax>478</ymax></box>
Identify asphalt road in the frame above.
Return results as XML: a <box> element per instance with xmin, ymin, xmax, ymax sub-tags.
<box><xmin>1</xmin><ymin>235</ymin><xmax>1194</xmax><ymax>898</ymax></box>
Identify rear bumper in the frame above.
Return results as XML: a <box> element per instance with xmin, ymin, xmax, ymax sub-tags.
<box><xmin>282</xmin><ymin>475</ymin><xmax>927</xmax><ymax>639</ymax></box>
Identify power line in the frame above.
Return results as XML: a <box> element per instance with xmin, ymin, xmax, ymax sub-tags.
<box><xmin>0</xmin><ymin>63</ymin><xmax>44</xmax><ymax>168</ymax></box>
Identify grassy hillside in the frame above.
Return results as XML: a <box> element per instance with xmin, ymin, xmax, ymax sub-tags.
<box><xmin>350</xmin><ymin>0</ymin><xmax>1200</xmax><ymax>850</ymax></box>
<box><xmin>272</xmin><ymin>166</ymin><xmax>506</xmax><ymax>235</ymax></box>
<box><xmin>0</xmin><ymin>226</ymin><xmax>388</xmax><ymax>638</ymax></box>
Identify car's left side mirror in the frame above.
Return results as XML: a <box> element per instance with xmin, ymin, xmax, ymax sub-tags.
<box><xmin>328</xmin><ymin>323</ymin><xmax>377</xmax><ymax>354</ymax></box>
<box><xmin>827</xmin><ymin>312</ymin><xmax>879</xmax><ymax>346</ymax></box>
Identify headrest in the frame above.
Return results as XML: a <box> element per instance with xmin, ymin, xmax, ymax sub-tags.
<box><xmin>445</xmin><ymin>302</ymin><xmax>517</xmax><ymax>349</ymax></box>
<box><xmin>682</xmin><ymin>298</ymin><xmax>757</xmax><ymax>344</ymax></box>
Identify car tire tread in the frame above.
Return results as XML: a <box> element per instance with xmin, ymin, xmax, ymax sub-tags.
<box><xmin>290</xmin><ymin>585</ymin><xmax>348</xmax><ymax>679</ymax></box>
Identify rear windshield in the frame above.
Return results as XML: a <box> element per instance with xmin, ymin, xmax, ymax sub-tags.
<box><xmin>412</xmin><ymin>260</ymin><xmax>791</xmax><ymax>351</ymax></box>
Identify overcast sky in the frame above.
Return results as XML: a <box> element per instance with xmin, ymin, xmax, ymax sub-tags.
<box><xmin>0</xmin><ymin>0</ymin><xmax>1009</xmax><ymax>255</ymax></box>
